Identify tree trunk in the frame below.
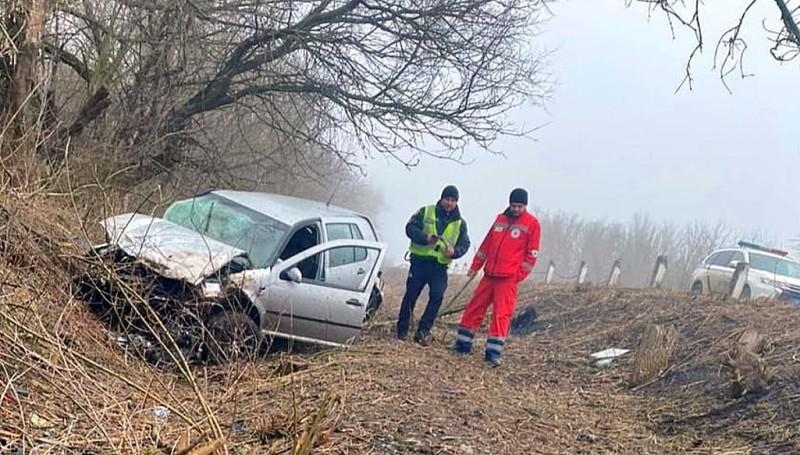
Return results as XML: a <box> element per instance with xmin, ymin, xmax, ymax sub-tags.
<box><xmin>3</xmin><ymin>0</ymin><xmax>49</xmax><ymax>153</ymax></box>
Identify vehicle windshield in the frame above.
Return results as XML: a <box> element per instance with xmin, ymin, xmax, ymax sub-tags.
<box><xmin>749</xmin><ymin>253</ymin><xmax>800</xmax><ymax>279</ymax></box>
<box><xmin>163</xmin><ymin>193</ymin><xmax>290</xmax><ymax>268</ymax></box>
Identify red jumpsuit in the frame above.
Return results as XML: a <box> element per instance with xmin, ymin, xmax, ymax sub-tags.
<box><xmin>455</xmin><ymin>209</ymin><xmax>541</xmax><ymax>360</ymax></box>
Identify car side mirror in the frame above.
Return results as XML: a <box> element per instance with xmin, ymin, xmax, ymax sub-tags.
<box><xmin>281</xmin><ymin>267</ymin><xmax>303</xmax><ymax>284</ymax></box>
<box><xmin>729</xmin><ymin>260</ymin><xmax>742</xmax><ymax>269</ymax></box>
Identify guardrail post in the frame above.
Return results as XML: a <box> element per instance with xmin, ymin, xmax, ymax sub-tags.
<box><xmin>607</xmin><ymin>259</ymin><xmax>622</xmax><ymax>288</ymax></box>
<box><xmin>576</xmin><ymin>261</ymin><xmax>589</xmax><ymax>289</ymax></box>
<box><xmin>650</xmin><ymin>255</ymin><xmax>668</xmax><ymax>289</ymax></box>
<box><xmin>729</xmin><ymin>262</ymin><xmax>749</xmax><ymax>300</ymax></box>
<box><xmin>545</xmin><ymin>261</ymin><xmax>555</xmax><ymax>284</ymax></box>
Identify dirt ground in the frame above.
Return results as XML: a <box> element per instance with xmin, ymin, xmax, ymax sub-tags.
<box><xmin>3</xmin><ymin>241</ymin><xmax>800</xmax><ymax>454</ymax></box>
<box><xmin>302</xmin><ymin>280</ymin><xmax>800</xmax><ymax>454</ymax></box>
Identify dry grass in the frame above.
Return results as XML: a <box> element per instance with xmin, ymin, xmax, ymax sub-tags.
<box><xmin>630</xmin><ymin>323</ymin><xmax>679</xmax><ymax>386</ymax></box>
<box><xmin>0</xmin><ymin>160</ymin><xmax>798</xmax><ymax>453</ymax></box>
<box><xmin>0</xmin><ymin>185</ymin><xmax>344</xmax><ymax>454</ymax></box>
<box><xmin>351</xmin><ymin>280</ymin><xmax>800</xmax><ymax>454</ymax></box>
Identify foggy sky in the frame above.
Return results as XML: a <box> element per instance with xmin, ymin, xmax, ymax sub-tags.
<box><xmin>364</xmin><ymin>0</ymin><xmax>800</xmax><ymax>266</ymax></box>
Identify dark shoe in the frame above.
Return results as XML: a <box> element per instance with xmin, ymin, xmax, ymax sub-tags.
<box><xmin>486</xmin><ymin>357</ymin><xmax>501</xmax><ymax>368</ymax></box>
<box><xmin>485</xmin><ymin>351</ymin><xmax>502</xmax><ymax>368</ymax></box>
<box><xmin>413</xmin><ymin>332</ymin><xmax>431</xmax><ymax>346</ymax></box>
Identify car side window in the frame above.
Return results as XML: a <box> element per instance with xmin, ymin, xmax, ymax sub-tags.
<box><xmin>326</xmin><ymin>223</ymin><xmax>368</xmax><ymax>267</ymax></box>
<box><xmin>750</xmin><ymin>253</ymin><xmax>781</xmax><ymax>274</ymax></box>
<box><xmin>731</xmin><ymin>251</ymin><xmax>745</xmax><ymax>265</ymax></box>
<box><xmin>349</xmin><ymin>224</ymin><xmax>367</xmax><ymax>261</ymax></box>
<box><xmin>283</xmin><ymin>245</ymin><xmax>383</xmax><ymax>292</ymax></box>
<box><xmin>711</xmin><ymin>251</ymin><xmax>734</xmax><ymax>267</ymax></box>
<box><xmin>326</xmin><ymin>223</ymin><xmax>351</xmax><ymax>242</ymax></box>
<box><xmin>279</xmin><ymin>224</ymin><xmax>320</xmax><ymax>279</ymax></box>
<box><xmin>705</xmin><ymin>252</ymin><xmax>720</xmax><ymax>266</ymax></box>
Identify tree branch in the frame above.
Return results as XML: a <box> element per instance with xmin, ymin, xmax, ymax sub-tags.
<box><xmin>774</xmin><ymin>0</ymin><xmax>800</xmax><ymax>45</ymax></box>
<box><xmin>42</xmin><ymin>41</ymin><xmax>92</xmax><ymax>84</ymax></box>
<box><xmin>67</xmin><ymin>85</ymin><xmax>111</xmax><ymax>136</ymax></box>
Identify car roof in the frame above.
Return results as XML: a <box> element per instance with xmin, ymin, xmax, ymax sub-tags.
<box><xmin>211</xmin><ymin>190</ymin><xmax>367</xmax><ymax>226</ymax></box>
<box><xmin>712</xmin><ymin>247</ymin><xmax>798</xmax><ymax>262</ymax></box>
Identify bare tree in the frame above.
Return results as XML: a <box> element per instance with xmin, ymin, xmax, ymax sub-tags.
<box><xmin>1</xmin><ymin>1</ymin><xmax>49</xmax><ymax>143</ymax></box>
<box><xmin>23</xmin><ymin>0</ymin><xmax>551</xmax><ymax>185</ymax></box>
<box><xmin>627</xmin><ymin>0</ymin><xmax>800</xmax><ymax>91</ymax></box>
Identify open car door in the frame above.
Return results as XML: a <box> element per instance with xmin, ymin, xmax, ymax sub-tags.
<box><xmin>266</xmin><ymin>239</ymin><xmax>387</xmax><ymax>345</ymax></box>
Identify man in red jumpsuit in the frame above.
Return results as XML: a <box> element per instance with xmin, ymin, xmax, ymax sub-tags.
<box><xmin>453</xmin><ymin>188</ymin><xmax>541</xmax><ymax>367</ymax></box>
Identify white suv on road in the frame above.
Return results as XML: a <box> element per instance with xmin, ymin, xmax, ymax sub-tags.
<box><xmin>690</xmin><ymin>241</ymin><xmax>800</xmax><ymax>302</ymax></box>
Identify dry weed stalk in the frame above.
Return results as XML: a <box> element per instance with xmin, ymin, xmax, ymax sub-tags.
<box><xmin>631</xmin><ymin>323</ymin><xmax>679</xmax><ymax>387</ymax></box>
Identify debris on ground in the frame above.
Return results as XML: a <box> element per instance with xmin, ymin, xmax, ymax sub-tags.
<box><xmin>508</xmin><ymin>305</ymin><xmax>538</xmax><ymax>335</ymax></box>
<box><xmin>590</xmin><ymin>347</ymin><xmax>630</xmax><ymax>368</ymax></box>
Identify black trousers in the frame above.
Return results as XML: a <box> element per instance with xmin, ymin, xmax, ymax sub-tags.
<box><xmin>396</xmin><ymin>258</ymin><xmax>448</xmax><ymax>339</ymax></box>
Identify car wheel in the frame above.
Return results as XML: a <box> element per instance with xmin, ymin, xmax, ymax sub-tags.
<box><xmin>364</xmin><ymin>287</ymin><xmax>382</xmax><ymax>322</ymax></box>
<box><xmin>205</xmin><ymin>309</ymin><xmax>263</xmax><ymax>363</ymax></box>
<box><xmin>740</xmin><ymin>285</ymin><xmax>752</xmax><ymax>301</ymax></box>
<box><xmin>691</xmin><ymin>281</ymin><xmax>703</xmax><ymax>295</ymax></box>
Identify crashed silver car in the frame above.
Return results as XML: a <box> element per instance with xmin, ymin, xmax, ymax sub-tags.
<box><xmin>83</xmin><ymin>190</ymin><xmax>387</xmax><ymax>361</ymax></box>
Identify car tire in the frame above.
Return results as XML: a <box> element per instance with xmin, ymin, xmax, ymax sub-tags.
<box><xmin>691</xmin><ymin>281</ymin><xmax>703</xmax><ymax>295</ymax></box>
<box><xmin>740</xmin><ymin>285</ymin><xmax>752</xmax><ymax>301</ymax></box>
<box><xmin>205</xmin><ymin>309</ymin><xmax>263</xmax><ymax>363</ymax></box>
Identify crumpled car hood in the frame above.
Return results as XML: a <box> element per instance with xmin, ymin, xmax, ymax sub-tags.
<box><xmin>102</xmin><ymin>213</ymin><xmax>247</xmax><ymax>285</ymax></box>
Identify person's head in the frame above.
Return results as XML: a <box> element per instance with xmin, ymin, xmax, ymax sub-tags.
<box><xmin>508</xmin><ymin>188</ymin><xmax>528</xmax><ymax>217</ymax></box>
<box><xmin>439</xmin><ymin>185</ymin><xmax>459</xmax><ymax>212</ymax></box>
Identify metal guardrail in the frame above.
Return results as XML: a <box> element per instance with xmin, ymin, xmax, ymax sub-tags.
<box><xmin>536</xmin><ymin>254</ymin><xmax>757</xmax><ymax>302</ymax></box>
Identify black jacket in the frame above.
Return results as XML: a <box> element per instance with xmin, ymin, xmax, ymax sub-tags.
<box><xmin>406</xmin><ymin>203</ymin><xmax>470</xmax><ymax>263</ymax></box>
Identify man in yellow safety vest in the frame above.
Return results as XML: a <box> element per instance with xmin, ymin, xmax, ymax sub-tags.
<box><xmin>397</xmin><ymin>185</ymin><xmax>470</xmax><ymax>345</ymax></box>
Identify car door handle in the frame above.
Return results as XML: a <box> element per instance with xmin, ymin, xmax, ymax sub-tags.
<box><xmin>346</xmin><ymin>299</ymin><xmax>364</xmax><ymax>307</ymax></box>
<box><xmin>357</xmin><ymin>268</ymin><xmax>366</xmax><ymax>275</ymax></box>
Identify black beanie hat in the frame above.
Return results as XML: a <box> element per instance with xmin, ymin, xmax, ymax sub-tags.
<box><xmin>441</xmin><ymin>185</ymin><xmax>459</xmax><ymax>201</ymax></box>
<box><xmin>509</xmin><ymin>188</ymin><xmax>528</xmax><ymax>205</ymax></box>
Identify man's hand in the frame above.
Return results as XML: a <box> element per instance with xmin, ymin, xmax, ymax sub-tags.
<box><xmin>427</xmin><ymin>235</ymin><xmax>438</xmax><ymax>245</ymax></box>
<box><xmin>445</xmin><ymin>245</ymin><xmax>455</xmax><ymax>258</ymax></box>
